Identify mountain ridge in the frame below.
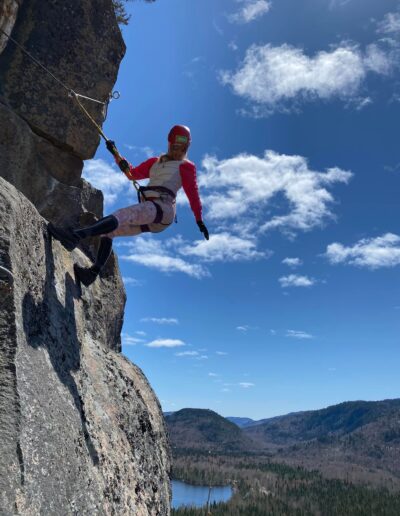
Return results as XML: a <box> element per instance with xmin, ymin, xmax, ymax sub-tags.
<box><xmin>165</xmin><ymin>408</ymin><xmax>260</xmax><ymax>453</ymax></box>
<box><xmin>165</xmin><ymin>398</ymin><xmax>400</xmax><ymax>487</ymax></box>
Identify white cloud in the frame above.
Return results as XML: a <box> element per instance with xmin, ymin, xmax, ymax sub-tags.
<box><xmin>230</xmin><ymin>0</ymin><xmax>271</xmax><ymax>24</ymax></box>
<box><xmin>180</xmin><ymin>233</ymin><xmax>267</xmax><ymax>262</ymax></box>
<box><xmin>364</xmin><ymin>44</ymin><xmax>392</xmax><ymax>74</ymax></box>
<box><xmin>136</xmin><ymin>331</ymin><xmax>146</xmax><ymax>336</ymax></box>
<box><xmin>114</xmin><ymin>148</ymin><xmax>350</xmax><ymax>278</ymax></box>
<box><xmin>120</xmin><ymin>229</ymin><xmax>272</xmax><ymax>278</ymax></box>
<box><xmin>279</xmin><ymin>274</ymin><xmax>316</xmax><ymax>288</ymax></box>
<box><xmin>123</xmin><ymin>253</ymin><xmax>208</xmax><ymax>279</ymax></box>
<box><xmin>200</xmin><ymin>152</ymin><xmax>352</xmax><ymax>236</ymax></box>
<box><xmin>122</xmin><ymin>332</ymin><xmax>144</xmax><ymax>346</ymax></box>
<box><xmin>286</xmin><ymin>330</ymin><xmax>314</xmax><ymax>339</ymax></box>
<box><xmin>353</xmin><ymin>96</ymin><xmax>372</xmax><ymax>111</ymax></box>
<box><xmin>208</xmin><ymin>372</ymin><xmax>219</xmax><ymax>377</ymax></box>
<box><xmin>384</xmin><ymin>162</ymin><xmax>400</xmax><ymax>173</ymax></box>
<box><xmin>120</xmin><ymin>236</ymin><xmax>209</xmax><ymax>279</ymax></box>
<box><xmin>377</xmin><ymin>11</ymin><xmax>400</xmax><ymax>35</ymax></box>
<box><xmin>282</xmin><ymin>257</ymin><xmax>302</xmax><ymax>268</ymax></box>
<box><xmin>329</xmin><ymin>0</ymin><xmax>351</xmax><ymax>8</ymax></box>
<box><xmin>220</xmin><ymin>42</ymin><xmax>392</xmax><ymax>114</ymax></box>
<box><xmin>83</xmin><ymin>159</ymin><xmax>130</xmax><ymax>207</ymax></box>
<box><xmin>122</xmin><ymin>276</ymin><xmax>142</xmax><ymax>286</ymax></box>
<box><xmin>175</xmin><ymin>351</ymin><xmax>199</xmax><ymax>357</ymax></box>
<box><xmin>229</xmin><ymin>41</ymin><xmax>239</xmax><ymax>51</ymax></box>
<box><xmin>325</xmin><ymin>233</ymin><xmax>400</xmax><ymax>269</ymax></box>
<box><xmin>116</xmin><ymin>150</ymin><xmax>350</xmax><ymax>279</ymax></box>
<box><xmin>216</xmin><ymin>351</ymin><xmax>228</xmax><ymax>356</ymax></box>
<box><xmin>123</xmin><ymin>144</ymin><xmax>155</xmax><ymax>158</ymax></box>
<box><xmin>146</xmin><ymin>339</ymin><xmax>185</xmax><ymax>348</ymax></box>
<box><xmin>239</xmin><ymin>382</ymin><xmax>255</xmax><ymax>388</ymax></box>
<box><xmin>237</xmin><ymin>325</ymin><xmax>250</xmax><ymax>332</ymax></box>
<box><xmin>141</xmin><ymin>317</ymin><xmax>179</xmax><ymax>325</ymax></box>
<box><xmin>213</xmin><ymin>19</ymin><xmax>224</xmax><ymax>36</ymax></box>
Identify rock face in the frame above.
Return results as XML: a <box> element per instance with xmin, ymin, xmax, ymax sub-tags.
<box><xmin>0</xmin><ymin>178</ymin><xmax>171</xmax><ymax>515</ymax></box>
<box><xmin>0</xmin><ymin>0</ymin><xmax>124</xmax><ymax>159</ymax></box>
<box><xmin>0</xmin><ymin>101</ymin><xmax>103</xmax><ymax>226</ymax></box>
<box><xmin>0</xmin><ymin>1</ymin><xmax>171</xmax><ymax>515</ymax></box>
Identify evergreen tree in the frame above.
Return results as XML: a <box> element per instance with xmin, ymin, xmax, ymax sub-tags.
<box><xmin>112</xmin><ymin>0</ymin><xmax>156</xmax><ymax>25</ymax></box>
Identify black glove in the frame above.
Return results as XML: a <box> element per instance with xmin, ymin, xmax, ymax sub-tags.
<box><xmin>118</xmin><ymin>159</ymin><xmax>130</xmax><ymax>173</ymax></box>
<box><xmin>106</xmin><ymin>139</ymin><xmax>118</xmax><ymax>156</ymax></box>
<box><xmin>197</xmin><ymin>220</ymin><xmax>209</xmax><ymax>241</ymax></box>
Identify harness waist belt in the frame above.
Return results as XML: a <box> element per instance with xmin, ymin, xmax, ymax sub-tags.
<box><xmin>139</xmin><ymin>185</ymin><xmax>176</xmax><ymax>199</ymax></box>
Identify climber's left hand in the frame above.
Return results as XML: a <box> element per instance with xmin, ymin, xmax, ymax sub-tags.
<box><xmin>197</xmin><ymin>220</ymin><xmax>209</xmax><ymax>241</ymax></box>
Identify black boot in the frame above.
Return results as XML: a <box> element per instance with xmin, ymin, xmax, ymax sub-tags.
<box><xmin>48</xmin><ymin>216</ymin><xmax>118</xmax><ymax>252</ymax></box>
<box><xmin>74</xmin><ymin>215</ymin><xmax>118</xmax><ymax>239</ymax></box>
<box><xmin>73</xmin><ymin>237</ymin><xmax>113</xmax><ymax>287</ymax></box>
<box><xmin>48</xmin><ymin>223</ymin><xmax>80</xmax><ymax>251</ymax></box>
<box><xmin>74</xmin><ymin>264</ymin><xmax>99</xmax><ymax>287</ymax></box>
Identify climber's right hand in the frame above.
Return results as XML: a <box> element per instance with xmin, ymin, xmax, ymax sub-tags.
<box><xmin>106</xmin><ymin>139</ymin><xmax>118</xmax><ymax>156</ymax></box>
<box><xmin>118</xmin><ymin>159</ymin><xmax>130</xmax><ymax>173</ymax></box>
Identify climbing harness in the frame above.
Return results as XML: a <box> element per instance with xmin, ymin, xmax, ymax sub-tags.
<box><xmin>137</xmin><ymin>185</ymin><xmax>175</xmax><ymax>204</ymax></box>
<box><xmin>136</xmin><ymin>185</ymin><xmax>176</xmax><ymax>232</ymax></box>
<box><xmin>0</xmin><ymin>27</ymin><xmax>119</xmax><ymax>139</ymax></box>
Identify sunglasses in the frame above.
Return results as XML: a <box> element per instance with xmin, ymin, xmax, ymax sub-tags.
<box><xmin>170</xmin><ymin>143</ymin><xmax>187</xmax><ymax>151</ymax></box>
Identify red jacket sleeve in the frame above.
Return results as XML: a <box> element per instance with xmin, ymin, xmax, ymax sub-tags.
<box><xmin>115</xmin><ymin>156</ymin><xmax>158</xmax><ymax>181</ymax></box>
<box><xmin>180</xmin><ymin>161</ymin><xmax>203</xmax><ymax>221</ymax></box>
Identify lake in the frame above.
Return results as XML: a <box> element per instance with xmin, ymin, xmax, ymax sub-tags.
<box><xmin>171</xmin><ymin>479</ymin><xmax>233</xmax><ymax>509</ymax></box>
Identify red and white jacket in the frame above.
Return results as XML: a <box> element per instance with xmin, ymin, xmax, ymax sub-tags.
<box><xmin>122</xmin><ymin>157</ymin><xmax>203</xmax><ymax>221</ymax></box>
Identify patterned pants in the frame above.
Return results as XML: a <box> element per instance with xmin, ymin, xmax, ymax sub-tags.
<box><xmin>107</xmin><ymin>200</ymin><xmax>176</xmax><ymax>238</ymax></box>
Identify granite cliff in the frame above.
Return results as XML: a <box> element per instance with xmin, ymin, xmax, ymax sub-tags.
<box><xmin>0</xmin><ymin>1</ymin><xmax>171</xmax><ymax>514</ymax></box>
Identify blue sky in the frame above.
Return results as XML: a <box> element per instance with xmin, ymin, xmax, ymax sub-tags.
<box><xmin>83</xmin><ymin>0</ymin><xmax>400</xmax><ymax>420</ymax></box>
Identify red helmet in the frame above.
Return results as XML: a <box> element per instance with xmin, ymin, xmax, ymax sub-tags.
<box><xmin>168</xmin><ymin>125</ymin><xmax>191</xmax><ymax>146</ymax></box>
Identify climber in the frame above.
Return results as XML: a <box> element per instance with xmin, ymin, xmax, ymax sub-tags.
<box><xmin>48</xmin><ymin>125</ymin><xmax>209</xmax><ymax>287</ymax></box>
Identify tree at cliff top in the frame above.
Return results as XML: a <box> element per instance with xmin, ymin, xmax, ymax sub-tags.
<box><xmin>113</xmin><ymin>0</ymin><xmax>156</xmax><ymax>25</ymax></box>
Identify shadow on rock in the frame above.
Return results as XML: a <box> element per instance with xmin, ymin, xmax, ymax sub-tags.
<box><xmin>22</xmin><ymin>232</ymin><xmax>99</xmax><ymax>466</ymax></box>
